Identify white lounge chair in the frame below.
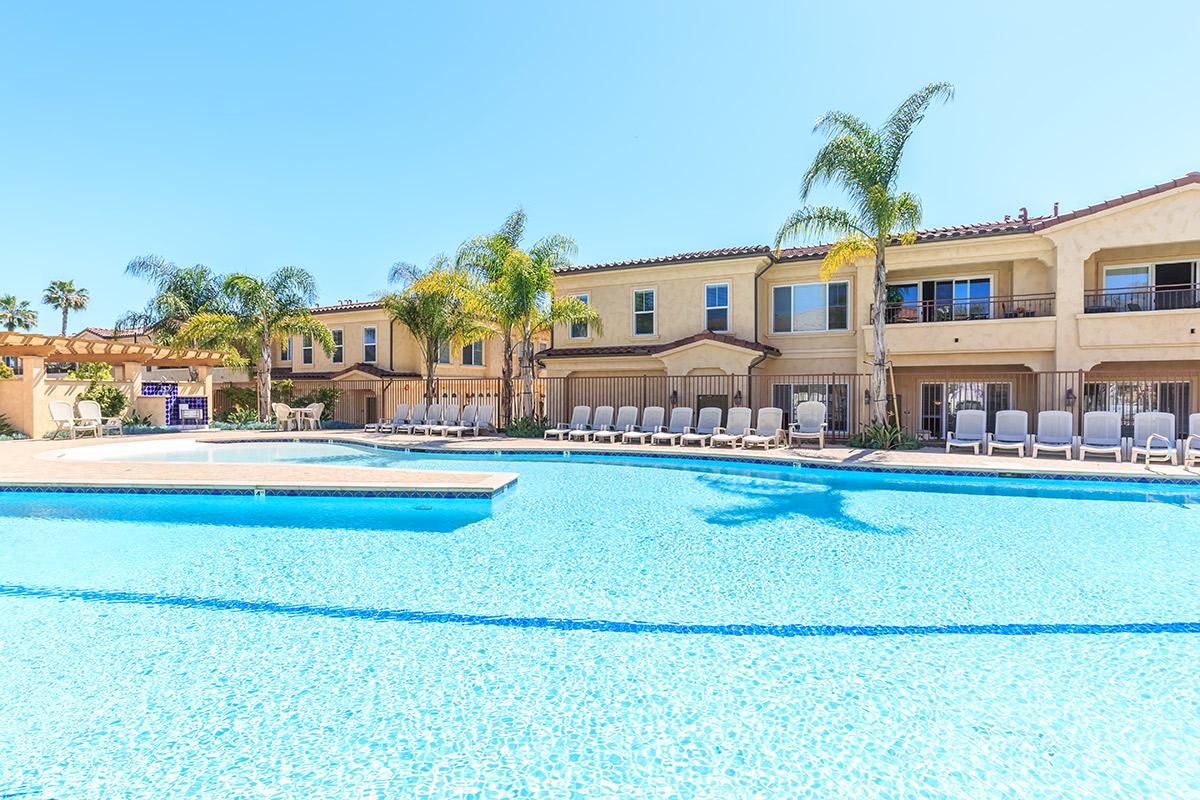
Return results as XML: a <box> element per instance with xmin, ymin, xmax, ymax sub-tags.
<box><xmin>427</xmin><ymin>404</ymin><xmax>461</xmax><ymax>436</ymax></box>
<box><xmin>300</xmin><ymin>402</ymin><xmax>324</xmax><ymax>430</ymax></box>
<box><xmin>273</xmin><ymin>403</ymin><xmax>297</xmax><ymax>431</ymax></box>
<box><xmin>448</xmin><ymin>405</ymin><xmax>494</xmax><ymax>437</ymax></box>
<box><xmin>945</xmin><ymin>409</ymin><xmax>987</xmax><ymax>454</ymax></box>
<box><xmin>49</xmin><ymin>400</ymin><xmax>99</xmax><ymax>439</ymax></box>
<box><xmin>570</xmin><ymin>405</ymin><xmax>613</xmax><ymax>442</ymax></box>
<box><xmin>651</xmin><ymin>407</ymin><xmax>693</xmax><ymax>446</ymax></box>
<box><xmin>1079</xmin><ymin>411</ymin><xmax>1123</xmax><ymax>462</ymax></box>
<box><xmin>1184</xmin><ymin>413</ymin><xmax>1200</xmax><ymax>467</ymax></box>
<box><xmin>742</xmin><ymin>407</ymin><xmax>784</xmax><ymax>449</ymax></box>
<box><xmin>545</xmin><ymin>406</ymin><xmax>590</xmax><ymax>440</ymax></box>
<box><xmin>680</xmin><ymin>407</ymin><xmax>722</xmax><ymax>447</ymax></box>
<box><xmin>1031</xmin><ymin>410</ymin><xmax>1074</xmax><ymax>459</ymax></box>
<box><xmin>413</xmin><ymin>403</ymin><xmax>450</xmax><ymax>435</ymax></box>
<box><xmin>594</xmin><ymin>406</ymin><xmax>638</xmax><ymax>443</ymax></box>
<box><xmin>987</xmin><ymin>410</ymin><xmax>1028</xmax><ymax>457</ymax></box>
<box><xmin>1130</xmin><ymin>412</ymin><xmax>1178</xmax><ymax>465</ymax></box>
<box><xmin>366</xmin><ymin>403</ymin><xmax>409</xmax><ymax>433</ymax></box>
<box><xmin>76</xmin><ymin>399</ymin><xmax>123</xmax><ymax>437</ymax></box>
<box><xmin>787</xmin><ymin>401</ymin><xmax>827</xmax><ymax>449</ymax></box>
<box><xmin>395</xmin><ymin>403</ymin><xmax>428</xmax><ymax>434</ymax></box>
<box><xmin>622</xmin><ymin>406</ymin><xmax>664</xmax><ymax>444</ymax></box>
<box><xmin>711</xmin><ymin>406</ymin><xmax>752</xmax><ymax>448</ymax></box>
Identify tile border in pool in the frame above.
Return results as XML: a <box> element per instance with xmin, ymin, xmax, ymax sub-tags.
<box><xmin>0</xmin><ymin>481</ymin><xmax>510</xmax><ymax>500</ymax></box>
<box><xmin>207</xmin><ymin>436</ymin><xmax>1200</xmax><ymax>487</ymax></box>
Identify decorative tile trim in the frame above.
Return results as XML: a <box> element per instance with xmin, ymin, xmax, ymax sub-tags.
<box><xmin>0</xmin><ymin>483</ymin><xmax>501</xmax><ymax>500</ymax></box>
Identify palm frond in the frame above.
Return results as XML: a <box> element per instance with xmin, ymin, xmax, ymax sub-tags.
<box><xmin>274</xmin><ymin>312</ymin><xmax>336</xmax><ymax>355</ymax></box>
<box><xmin>880</xmin><ymin>82</ymin><xmax>954</xmax><ymax>184</ymax></box>
<box><xmin>774</xmin><ymin>205</ymin><xmax>870</xmax><ymax>252</ymax></box>
<box><xmin>892</xmin><ymin>192</ymin><xmax>923</xmax><ymax>244</ymax></box>
<box><xmin>818</xmin><ymin>236</ymin><xmax>875</xmax><ymax>281</ymax></box>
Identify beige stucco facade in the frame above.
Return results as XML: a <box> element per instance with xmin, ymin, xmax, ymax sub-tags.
<box><xmin>546</xmin><ymin>177</ymin><xmax>1200</xmax><ymax>381</ymax></box>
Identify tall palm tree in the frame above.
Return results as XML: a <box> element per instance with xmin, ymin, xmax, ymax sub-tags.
<box><xmin>0</xmin><ymin>295</ymin><xmax>38</xmax><ymax>332</ymax></box>
<box><xmin>382</xmin><ymin>257</ymin><xmax>489</xmax><ymax>405</ymax></box>
<box><xmin>774</xmin><ymin>82</ymin><xmax>953</xmax><ymax>429</ymax></box>
<box><xmin>122</xmin><ymin>255</ymin><xmax>226</xmax><ymax>345</ymax></box>
<box><xmin>42</xmin><ymin>280</ymin><xmax>89</xmax><ymax>337</ymax></box>
<box><xmin>176</xmin><ymin>267</ymin><xmax>335</xmax><ymax>420</ymax></box>
<box><xmin>457</xmin><ymin>210</ymin><xmax>599</xmax><ymax>422</ymax></box>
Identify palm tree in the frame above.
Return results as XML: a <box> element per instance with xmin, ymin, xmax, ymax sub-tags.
<box><xmin>383</xmin><ymin>257</ymin><xmax>489</xmax><ymax>406</ymax></box>
<box><xmin>42</xmin><ymin>280</ymin><xmax>89</xmax><ymax>337</ymax></box>
<box><xmin>176</xmin><ymin>267</ymin><xmax>335</xmax><ymax>420</ymax></box>
<box><xmin>0</xmin><ymin>295</ymin><xmax>38</xmax><ymax>332</ymax></box>
<box><xmin>122</xmin><ymin>255</ymin><xmax>226</xmax><ymax>345</ymax></box>
<box><xmin>774</xmin><ymin>82</ymin><xmax>953</xmax><ymax>429</ymax></box>
<box><xmin>457</xmin><ymin>210</ymin><xmax>600</xmax><ymax>422</ymax></box>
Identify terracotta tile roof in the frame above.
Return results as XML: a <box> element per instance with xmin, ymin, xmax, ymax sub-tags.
<box><xmin>537</xmin><ymin>331</ymin><xmax>779</xmax><ymax>359</ymax></box>
<box><xmin>76</xmin><ymin>325</ymin><xmax>151</xmax><ymax>339</ymax></box>
<box><xmin>553</xmin><ymin>245</ymin><xmax>771</xmax><ymax>274</ymax></box>
<box><xmin>271</xmin><ymin>363</ymin><xmax>419</xmax><ymax>380</ymax></box>
<box><xmin>310</xmin><ymin>300</ymin><xmax>385</xmax><ymax>314</ymax></box>
<box><xmin>1030</xmin><ymin>171</ymin><xmax>1200</xmax><ymax>229</ymax></box>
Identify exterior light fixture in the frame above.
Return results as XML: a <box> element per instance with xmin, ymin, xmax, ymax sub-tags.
<box><xmin>1065</xmin><ymin>388</ymin><xmax>1076</xmax><ymax>408</ymax></box>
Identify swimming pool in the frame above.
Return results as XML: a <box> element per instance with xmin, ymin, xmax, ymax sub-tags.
<box><xmin>4</xmin><ymin>442</ymin><xmax>1200</xmax><ymax>796</ymax></box>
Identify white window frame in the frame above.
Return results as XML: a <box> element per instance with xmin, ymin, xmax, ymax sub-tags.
<box><xmin>278</xmin><ymin>337</ymin><xmax>291</xmax><ymax>362</ymax></box>
<box><xmin>569</xmin><ymin>293</ymin><xmax>590</xmax><ymax>339</ymax></box>
<box><xmin>632</xmin><ymin>288</ymin><xmax>656</xmax><ymax>337</ymax></box>
<box><xmin>461</xmin><ymin>339</ymin><xmax>484</xmax><ymax>367</ymax></box>
<box><xmin>704</xmin><ymin>282</ymin><xmax>730</xmax><ymax>333</ymax></box>
<box><xmin>301</xmin><ymin>334</ymin><xmax>313</xmax><ymax>365</ymax></box>
<box><xmin>770</xmin><ymin>280</ymin><xmax>851</xmax><ymax>334</ymax></box>
<box><xmin>362</xmin><ymin>326</ymin><xmax>377</xmax><ymax>363</ymax></box>
<box><xmin>436</xmin><ymin>340</ymin><xmax>451</xmax><ymax>364</ymax></box>
<box><xmin>1103</xmin><ymin>261</ymin><xmax>1197</xmax><ymax>289</ymax></box>
<box><xmin>331</xmin><ymin>329</ymin><xmax>344</xmax><ymax>364</ymax></box>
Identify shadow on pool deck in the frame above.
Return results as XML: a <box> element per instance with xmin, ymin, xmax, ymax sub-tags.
<box><xmin>2</xmin><ymin>583</ymin><xmax>1197</xmax><ymax>638</ymax></box>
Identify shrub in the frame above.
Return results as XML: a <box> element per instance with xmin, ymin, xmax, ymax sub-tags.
<box><xmin>217</xmin><ymin>385</ymin><xmax>258</xmax><ymax>420</ymax></box>
<box><xmin>847</xmin><ymin>422</ymin><xmax>923</xmax><ymax>451</ymax></box>
<box><xmin>0</xmin><ymin>413</ymin><xmax>23</xmax><ymax>437</ymax></box>
<box><xmin>123</xmin><ymin>410</ymin><xmax>153</xmax><ymax>427</ymax></box>
<box><xmin>79</xmin><ymin>384</ymin><xmax>128</xmax><ymax>418</ymax></box>
<box><xmin>210</xmin><ymin>420</ymin><xmax>276</xmax><ymax>431</ymax></box>
<box><xmin>225</xmin><ymin>406</ymin><xmax>260</xmax><ymax>426</ymax></box>
<box><xmin>505</xmin><ymin>414</ymin><xmax>549</xmax><ymax>438</ymax></box>
<box><xmin>291</xmin><ymin>386</ymin><xmax>340</xmax><ymax>420</ymax></box>
<box><xmin>0</xmin><ymin>362</ymin><xmax>13</xmax><ymax>380</ymax></box>
<box><xmin>68</xmin><ymin>362</ymin><xmax>114</xmax><ymax>382</ymax></box>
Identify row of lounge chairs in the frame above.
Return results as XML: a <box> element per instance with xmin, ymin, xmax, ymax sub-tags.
<box><xmin>945</xmin><ymin>409</ymin><xmax>1200</xmax><ymax>466</ymax></box>
<box><xmin>542</xmin><ymin>403</ymin><xmax>830</xmax><ymax>449</ymax></box>
<box><xmin>364</xmin><ymin>402</ymin><xmax>495</xmax><ymax>437</ymax></box>
<box><xmin>48</xmin><ymin>399</ymin><xmax>124</xmax><ymax>438</ymax></box>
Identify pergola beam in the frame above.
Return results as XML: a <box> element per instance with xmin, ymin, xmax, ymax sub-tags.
<box><xmin>0</xmin><ymin>333</ymin><xmax>227</xmax><ymax>367</ymax></box>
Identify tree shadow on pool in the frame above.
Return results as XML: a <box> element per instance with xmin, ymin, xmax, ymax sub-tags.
<box><xmin>694</xmin><ymin>474</ymin><xmax>909</xmax><ymax>535</ymax></box>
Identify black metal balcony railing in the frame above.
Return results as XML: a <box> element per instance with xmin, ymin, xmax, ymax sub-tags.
<box><xmin>874</xmin><ymin>293</ymin><xmax>1056</xmax><ymax>324</ymax></box>
<box><xmin>1084</xmin><ymin>283</ymin><xmax>1200</xmax><ymax>314</ymax></box>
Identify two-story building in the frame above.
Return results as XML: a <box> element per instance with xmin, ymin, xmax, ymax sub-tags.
<box><xmin>541</xmin><ymin>172</ymin><xmax>1200</xmax><ymax>438</ymax></box>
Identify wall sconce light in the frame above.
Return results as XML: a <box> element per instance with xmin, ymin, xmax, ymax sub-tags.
<box><xmin>1065</xmin><ymin>388</ymin><xmax>1076</xmax><ymax>408</ymax></box>
<box><xmin>733</xmin><ymin>389</ymin><xmax>743</xmax><ymax>405</ymax></box>
<box><xmin>864</xmin><ymin>389</ymin><xmax>872</xmax><ymax>404</ymax></box>
<box><xmin>669</xmin><ymin>389</ymin><xmax>678</xmax><ymax>405</ymax></box>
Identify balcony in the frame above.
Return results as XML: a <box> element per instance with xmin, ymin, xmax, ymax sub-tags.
<box><xmin>875</xmin><ymin>293</ymin><xmax>1056</xmax><ymax>324</ymax></box>
<box><xmin>1084</xmin><ymin>284</ymin><xmax>1200</xmax><ymax>314</ymax></box>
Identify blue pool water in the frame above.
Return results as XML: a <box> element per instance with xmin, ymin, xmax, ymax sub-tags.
<box><xmin>3</xmin><ymin>442</ymin><xmax>1200</xmax><ymax>797</ymax></box>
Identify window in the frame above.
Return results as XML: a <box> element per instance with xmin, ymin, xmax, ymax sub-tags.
<box><xmin>301</xmin><ymin>334</ymin><xmax>313</xmax><ymax>365</ymax></box>
<box><xmin>1084</xmin><ymin>380</ymin><xmax>1190</xmax><ymax>438</ymax></box>
<box><xmin>436</xmin><ymin>340</ymin><xmax>451</xmax><ymax>364</ymax></box>
<box><xmin>771</xmin><ymin>382</ymin><xmax>851</xmax><ymax>435</ymax></box>
<box><xmin>705</xmin><ymin>283</ymin><xmax>729</xmax><ymax>332</ymax></box>
<box><xmin>569</xmin><ymin>294</ymin><xmax>590</xmax><ymax>339</ymax></box>
<box><xmin>330</xmin><ymin>330</ymin><xmax>344</xmax><ymax>364</ymax></box>
<box><xmin>279</xmin><ymin>338</ymin><xmax>291</xmax><ymax>362</ymax></box>
<box><xmin>887</xmin><ymin>277</ymin><xmax>992</xmax><ymax>322</ymax></box>
<box><xmin>919</xmin><ymin>381</ymin><xmax>1012</xmax><ymax>438</ymax></box>
<box><xmin>462</xmin><ymin>339</ymin><xmax>483</xmax><ymax>366</ymax></box>
<box><xmin>771</xmin><ymin>281</ymin><xmax>849</xmax><ymax>333</ymax></box>
<box><xmin>1099</xmin><ymin>262</ymin><xmax>1199</xmax><ymax>312</ymax></box>
<box><xmin>633</xmin><ymin>288</ymin><xmax>656</xmax><ymax>335</ymax></box>
<box><xmin>362</xmin><ymin>327</ymin><xmax>377</xmax><ymax>363</ymax></box>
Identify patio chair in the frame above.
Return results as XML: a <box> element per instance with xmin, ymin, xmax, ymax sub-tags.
<box><xmin>366</xmin><ymin>403</ymin><xmax>408</xmax><ymax>433</ymax></box>
<box><xmin>76</xmin><ymin>399</ymin><xmax>123</xmax><ymax>437</ymax></box>
<box><xmin>49</xmin><ymin>400</ymin><xmax>99</xmax><ymax>439</ymax></box>
<box><xmin>710</xmin><ymin>406</ymin><xmax>752</xmax><ymax>448</ymax></box>
<box><xmin>1078</xmin><ymin>411</ymin><xmax>1123</xmax><ymax>462</ymax></box>
<box><xmin>742</xmin><ymin>407</ymin><xmax>784</xmax><ymax>450</ymax></box>
<box><xmin>622</xmin><ymin>406</ymin><xmax>664</xmax><ymax>444</ymax></box>
<box><xmin>395</xmin><ymin>403</ymin><xmax>428</xmax><ymax>434</ymax></box>
<box><xmin>545</xmin><ymin>406</ymin><xmax>590</xmax><ymax>440</ymax></box>
<box><xmin>1184</xmin><ymin>413</ymin><xmax>1200</xmax><ymax>467</ymax></box>
<box><xmin>787</xmin><ymin>401</ymin><xmax>827</xmax><ymax>449</ymax></box>
<box><xmin>1031</xmin><ymin>410</ymin><xmax>1074</xmax><ymax>459</ymax></box>
<box><xmin>680</xmin><ymin>406</ymin><xmax>723</xmax><ymax>447</ymax></box>
<box><xmin>593</xmin><ymin>406</ymin><xmax>638</xmax><ymax>443</ymax></box>
<box><xmin>945</xmin><ymin>409</ymin><xmax>987</xmax><ymax>454</ymax></box>
<box><xmin>448</xmin><ymin>404</ymin><xmax>494</xmax><ymax>438</ymax></box>
<box><xmin>650</xmin><ymin>407</ymin><xmax>693</xmax><ymax>446</ymax></box>
<box><xmin>569</xmin><ymin>405</ymin><xmax>613</xmax><ymax>442</ymax></box>
<box><xmin>273</xmin><ymin>403</ymin><xmax>296</xmax><ymax>431</ymax></box>
<box><xmin>986</xmin><ymin>410</ymin><xmax>1029</xmax><ymax>457</ymax></box>
<box><xmin>1130</xmin><ymin>412</ymin><xmax>1178</xmax><ymax>465</ymax></box>
<box><xmin>414</xmin><ymin>403</ymin><xmax>450</xmax><ymax>435</ymax></box>
<box><xmin>299</xmin><ymin>402</ymin><xmax>324</xmax><ymax>430</ymax></box>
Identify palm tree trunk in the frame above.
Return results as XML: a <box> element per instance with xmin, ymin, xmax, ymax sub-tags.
<box><xmin>519</xmin><ymin>333</ymin><xmax>535</xmax><ymax>419</ymax></box>
<box><xmin>257</xmin><ymin>332</ymin><xmax>273</xmax><ymax>421</ymax></box>
<box><xmin>870</xmin><ymin>244</ymin><xmax>889</xmax><ymax>427</ymax></box>
<box><xmin>60</xmin><ymin>307</ymin><xmax>68</xmax><ymax>337</ymax></box>
<box><xmin>499</xmin><ymin>330</ymin><xmax>514</xmax><ymax>427</ymax></box>
<box><xmin>424</xmin><ymin>343</ymin><xmax>436</xmax><ymax>405</ymax></box>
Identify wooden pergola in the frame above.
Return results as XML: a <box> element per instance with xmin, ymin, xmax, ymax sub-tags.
<box><xmin>0</xmin><ymin>332</ymin><xmax>227</xmax><ymax>367</ymax></box>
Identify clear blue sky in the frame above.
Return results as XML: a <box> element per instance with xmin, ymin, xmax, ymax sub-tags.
<box><xmin>2</xmin><ymin>1</ymin><xmax>1197</xmax><ymax>333</ymax></box>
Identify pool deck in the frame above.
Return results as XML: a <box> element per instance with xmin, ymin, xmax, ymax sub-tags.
<box><xmin>0</xmin><ymin>428</ymin><xmax>1197</xmax><ymax>493</ymax></box>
